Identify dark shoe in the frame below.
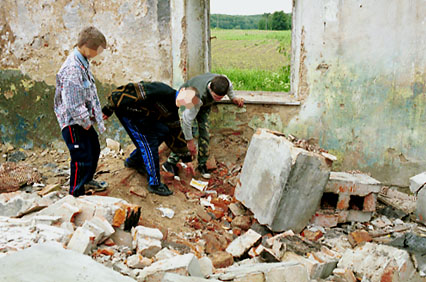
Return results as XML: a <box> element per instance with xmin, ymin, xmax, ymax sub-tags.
<box><xmin>85</xmin><ymin>180</ymin><xmax>108</xmax><ymax>192</ymax></box>
<box><xmin>161</xmin><ymin>161</ymin><xmax>180</xmax><ymax>181</ymax></box>
<box><xmin>124</xmin><ymin>159</ymin><xmax>147</xmax><ymax>175</ymax></box>
<box><xmin>198</xmin><ymin>165</ymin><xmax>211</xmax><ymax>179</ymax></box>
<box><xmin>147</xmin><ymin>183</ymin><xmax>173</xmax><ymax>196</ymax></box>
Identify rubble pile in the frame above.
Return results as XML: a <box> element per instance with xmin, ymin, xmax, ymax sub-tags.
<box><xmin>0</xmin><ymin>131</ymin><xmax>425</xmax><ymax>282</ymax></box>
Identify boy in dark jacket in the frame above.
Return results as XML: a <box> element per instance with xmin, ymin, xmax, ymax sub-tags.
<box><xmin>102</xmin><ymin>81</ymin><xmax>195</xmax><ymax>196</ymax></box>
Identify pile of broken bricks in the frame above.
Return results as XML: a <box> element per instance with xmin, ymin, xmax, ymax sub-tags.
<box><xmin>0</xmin><ymin>129</ymin><xmax>426</xmax><ymax>281</ymax></box>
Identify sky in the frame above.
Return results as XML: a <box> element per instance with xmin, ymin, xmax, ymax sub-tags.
<box><xmin>210</xmin><ymin>0</ymin><xmax>292</xmax><ymax>15</ymax></box>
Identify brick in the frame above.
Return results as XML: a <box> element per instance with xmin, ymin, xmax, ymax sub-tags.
<box><xmin>337</xmin><ymin>194</ymin><xmax>350</xmax><ymax>210</ymax></box>
<box><xmin>325</xmin><ymin>172</ymin><xmax>381</xmax><ymax>196</ymax></box>
<box><xmin>231</xmin><ymin>215</ymin><xmax>252</xmax><ymax>230</ymax></box>
<box><xmin>203</xmin><ymin>232</ymin><xmax>225</xmax><ymax>254</ymax></box>
<box><xmin>235</xmin><ymin>129</ymin><xmax>330</xmax><ymax>233</ymax></box>
<box><xmin>348</xmin><ymin>230</ymin><xmax>372</xmax><ymax>247</ymax></box>
<box><xmin>363</xmin><ymin>193</ymin><xmax>376</xmax><ymax>212</ymax></box>
<box><xmin>226</xmin><ymin>229</ymin><xmax>262</xmax><ymax>257</ymax></box>
<box><xmin>233</xmin><ymin>272</ymin><xmax>265</xmax><ymax>282</ymax></box>
<box><xmin>209</xmin><ymin>251</ymin><xmax>234</xmax><ymax>268</ymax></box>
<box><xmin>332</xmin><ymin>268</ymin><xmax>357</xmax><ymax>282</ymax></box>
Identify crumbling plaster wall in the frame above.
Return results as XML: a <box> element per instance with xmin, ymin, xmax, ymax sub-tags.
<box><xmin>289</xmin><ymin>0</ymin><xmax>426</xmax><ymax>186</ymax></box>
<box><xmin>0</xmin><ymin>0</ymin><xmax>210</xmax><ymax>147</ymax></box>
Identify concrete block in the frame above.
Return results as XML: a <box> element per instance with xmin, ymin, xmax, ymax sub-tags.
<box><xmin>338</xmin><ymin>242</ymin><xmax>422</xmax><ymax>282</ymax></box>
<box><xmin>332</xmin><ymin>268</ymin><xmax>357</xmax><ymax>282</ymax></box>
<box><xmin>235</xmin><ymin>129</ymin><xmax>330</xmax><ymax>233</ymax></box>
<box><xmin>409</xmin><ymin>171</ymin><xmax>426</xmax><ymax>194</ymax></box>
<box><xmin>346</xmin><ymin>210</ymin><xmax>372</xmax><ymax>222</ymax></box>
<box><xmin>132</xmin><ymin>225</ymin><xmax>163</xmax><ymax>258</ymax></box>
<box><xmin>0</xmin><ymin>191</ymin><xmax>41</xmax><ymax>217</ymax></box>
<box><xmin>233</xmin><ymin>272</ymin><xmax>265</xmax><ymax>282</ymax></box>
<box><xmin>226</xmin><ymin>229</ymin><xmax>262</xmax><ymax>257</ymax></box>
<box><xmin>29</xmin><ymin>195</ymin><xmax>80</xmax><ymax>224</ymax></box>
<box><xmin>211</xmin><ymin>261</ymin><xmax>305</xmax><ymax>281</ymax></box>
<box><xmin>135</xmin><ymin>253</ymin><xmax>203</xmax><ymax>281</ymax></box>
<box><xmin>198</xmin><ymin>256</ymin><xmax>213</xmax><ymax>277</ymax></box>
<box><xmin>326</xmin><ymin>172</ymin><xmax>381</xmax><ymax>196</ymax></box>
<box><xmin>155</xmin><ymin>248</ymin><xmax>179</xmax><ymax>261</ymax></box>
<box><xmin>0</xmin><ymin>242</ymin><xmax>135</xmax><ymax>281</ymax></box>
<box><xmin>66</xmin><ymin>226</ymin><xmax>95</xmax><ymax>254</ymax></box>
<box><xmin>36</xmin><ymin>223</ymin><xmax>72</xmax><ymax>245</ymax></box>
<box><xmin>417</xmin><ymin>187</ymin><xmax>426</xmax><ymax>223</ymax></box>
<box><xmin>162</xmin><ymin>273</ymin><xmax>221</xmax><ymax>282</ymax></box>
<box><xmin>110</xmin><ymin>228</ymin><xmax>133</xmax><ymax>248</ymax></box>
<box><xmin>127</xmin><ymin>254</ymin><xmax>152</xmax><ymax>269</ymax></box>
<box><xmin>265</xmin><ymin>263</ymin><xmax>309</xmax><ymax>282</ymax></box>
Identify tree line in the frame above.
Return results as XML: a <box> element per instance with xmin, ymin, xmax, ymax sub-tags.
<box><xmin>210</xmin><ymin>12</ymin><xmax>292</xmax><ymax>30</ymax></box>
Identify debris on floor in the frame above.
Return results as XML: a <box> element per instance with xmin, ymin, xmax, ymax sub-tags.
<box><xmin>0</xmin><ymin>130</ymin><xmax>425</xmax><ymax>281</ymax></box>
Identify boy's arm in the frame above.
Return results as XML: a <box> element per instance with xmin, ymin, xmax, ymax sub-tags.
<box><xmin>62</xmin><ymin>67</ymin><xmax>91</xmax><ymax>129</ymax></box>
<box><xmin>224</xmin><ymin>77</ymin><xmax>244</xmax><ymax>107</ymax></box>
<box><xmin>181</xmin><ymin>104</ymin><xmax>201</xmax><ymax>156</ymax></box>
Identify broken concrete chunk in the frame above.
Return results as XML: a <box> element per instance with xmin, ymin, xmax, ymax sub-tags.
<box><xmin>162</xmin><ymin>272</ymin><xmax>221</xmax><ymax>282</ymax></box>
<box><xmin>338</xmin><ymin>242</ymin><xmax>422</xmax><ymax>282</ymax></box>
<box><xmin>332</xmin><ymin>268</ymin><xmax>357</xmax><ymax>282</ymax></box>
<box><xmin>226</xmin><ymin>229</ymin><xmax>262</xmax><ymax>257</ymax></box>
<box><xmin>110</xmin><ymin>228</ymin><xmax>133</xmax><ymax>248</ymax></box>
<box><xmin>135</xmin><ymin>253</ymin><xmax>203</xmax><ymax>281</ymax></box>
<box><xmin>132</xmin><ymin>225</ymin><xmax>163</xmax><ymax>258</ymax></box>
<box><xmin>37</xmin><ymin>184</ymin><xmax>61</xmax><ymax>196</ymax></box>
<box><xmin>409</xmin><ymin>171</ymin><xmax>426</xmax><ymax>194</ymax></box>
<box><xmin>198</xmin><ymin>256</ymin><xmax>213</xmax><ymax>277</ymax></box>
<box><xmin>0</xmin><ymin>242</ymin><xmax>135</xmax><ymax>281</ymax></box>
<box><xmin>235</xmin><ymin>128</ymin><xmax>331</xmax><ymax>233</ymax></box>
<box><xmin>417</xmin><ymin>187</ymin><xmax>426</xmax><ymax>224</ymax></box>
<box><xmin>106</xmin><ymin>138</ymin><xmax>121</xmax><ymax>152</ymax></box>
<box><xmin>127</xmin><ymin>254</ymin><xmax>152</xmax><ymax>269</ymax></box>
<box><xmin>66</xmin><ymin>226</ymin><xmax>95</xmax><ymax>254</ymax></box>
<box><xmin>155</xmin><ymin>247</ymin><xmax>179</xmax><ymax>261</ymax></box>
<box><xmin>0</xmin><ymin>191</ymin><xmax>42</xmax><ymax>217</ymax></box>
<box><xmin>211</xmin><ymin>261</ymin><xmax>308</xmax><ymax>281</ymax></box>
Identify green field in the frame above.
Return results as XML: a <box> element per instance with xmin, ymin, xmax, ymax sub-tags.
<box><xmin>211</xmin><ymin>29</ymin><xmax>291</xmax><ymax>92</ymax></box>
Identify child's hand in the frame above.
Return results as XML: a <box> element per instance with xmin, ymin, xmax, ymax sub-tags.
<box><xmin>232</xmin><ymin>97</ymin><xmax>244</xmax><ymax>107</ymax></box>
<box><xmin>103</xmin><ymin>113</ymin><xmax>109</xmax><ymax>120</ymax></box>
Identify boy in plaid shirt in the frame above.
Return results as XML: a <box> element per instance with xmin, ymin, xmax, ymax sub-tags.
<box><xmin>54</xmin><ymin>26</ymin><xmax>108</xmax><ymax>197</ymax></box>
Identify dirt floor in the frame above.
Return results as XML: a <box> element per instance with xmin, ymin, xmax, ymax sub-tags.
<box><xmin>16</xmin><ymin>133</ymin><xmax>250</xmax><ymax>250</ymax></box>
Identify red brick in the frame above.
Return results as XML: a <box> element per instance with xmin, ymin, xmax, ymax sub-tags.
<box><xmin>363</xmin><ymin>193</ymin><xmax>376</xmax><ymax>212</ymax></box>
<box><xmin>337</xmin><ymin>194</ymin><xmax>350</xmax><ymax>210</ymax></box>
<box><xmin>231</xmin><ymin>216</ymin><xmax>252</xmax><ymax>230</ymax></box>
<box><xmin>301</xmin><ymin>229</ymin><xmax>323</xmax><ymax>241</ymax></box>
<box><xmin>209</xmin><ymin>251</ymin><xmax>234</xmax><ymax>268</ymax></box>
<box><xmin>203</xmin><ymin>232</ymin><xmax>225</xmax><ymax>254</ymax></box>
<box><xmin>348</xmin><ymin>230</ymin><xmax>372</xmax><ymax>247</ymax></box>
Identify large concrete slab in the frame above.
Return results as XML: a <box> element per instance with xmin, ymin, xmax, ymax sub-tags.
<box><xmin>0</xmin><ymin>242</ymin><xmax>135</xmax><ymax>282</ymax></box>
<box><xmin>235</xmin><ymin>128</ymin><xmax>331</xmax><ymax>233</ymax></box>
<box><xmin>410</xmin><ymin>172</ymin><xmax>426</xmax><ymax>194</ymax></box>
<box><xmin>417</xmin><ymin>187</ymin><xmax>426</xmax><ymax>223</ymax></box>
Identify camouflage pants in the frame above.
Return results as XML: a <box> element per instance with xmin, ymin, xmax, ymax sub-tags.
<box><xmin>167</xmin><ymin>106</ymin><xmax>211</xmax><ymax>166</ymax></box>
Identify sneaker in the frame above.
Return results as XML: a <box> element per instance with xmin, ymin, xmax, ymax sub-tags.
<box><xmin>161</xmin><ymin>161</ymin><xmax>180</xmax><ymax>181</ymax></box>
<box><xmin>198</xmin><ymin>165</ymin><xmax>211</xmax><ymax>179</ymax></box>
<box><xmin>124</xmin><ymin>159</ymin><xmax>147</xmax><ymax>175</ymax></box>
<box><xmin>147</xmin><ymin>183</ymin><xmax>173</xmax><ymax>196</ymax></box>
<box><xmin>85</xmin><ymin>180</ymin><xmax>108</xmax><ymax>192</ymax></box>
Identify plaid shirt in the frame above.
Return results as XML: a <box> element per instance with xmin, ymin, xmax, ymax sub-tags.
<box><xmin>54</xmin><ymin>48</ymin><xmax>105</xmax><ymax>133</ymax></box>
